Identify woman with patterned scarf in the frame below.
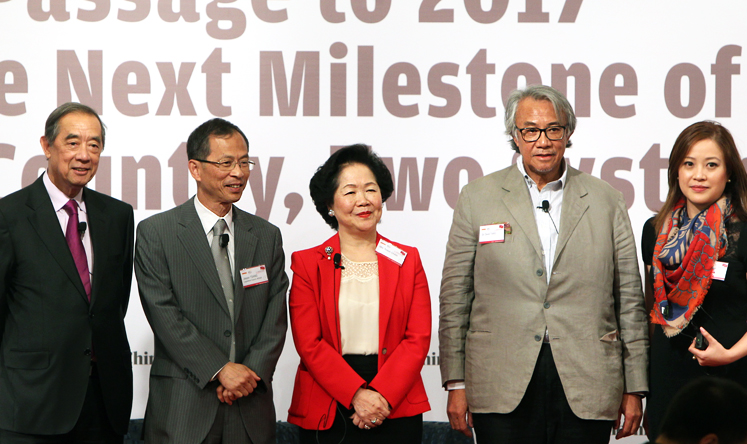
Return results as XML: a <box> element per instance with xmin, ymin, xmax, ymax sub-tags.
<box><xmin>641</xmin><ymin>121</ymin><xmax>747</xmax><ymax>442</ymax></box>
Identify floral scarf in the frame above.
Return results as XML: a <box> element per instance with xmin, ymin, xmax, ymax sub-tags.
<box><xmin>650</xmin><ymin>196</ymin><xmax>730</xmax><ymax>337</ymax></box>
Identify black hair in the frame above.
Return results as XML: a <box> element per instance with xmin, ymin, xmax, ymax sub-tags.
<box><xmin>309</xmin><ymin>144</ymin><xmax>394</xmax><ymax>230</ymax></box>
<box><xmin>658</xmin><ymin>377</ymin><xmax>747</xmax><ymax>444</ymax></box>
<box><xmin>186</xmin><ymin>118</ymin><xmax>249</xmax><ymax>160</ymax></box>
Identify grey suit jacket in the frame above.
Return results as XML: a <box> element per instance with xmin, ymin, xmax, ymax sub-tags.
<box><xmin>135</xmin><ymin>198</ymin><xmax>288</xmax><ymax>444</ymax></box>
<box><xmin>439</xmin><ymin>164</ymin><xmax>648</xmax><ymax>421</ymax></box>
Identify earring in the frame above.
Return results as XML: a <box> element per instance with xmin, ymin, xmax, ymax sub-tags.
<box><xmin>328</xmin><ymin>209</ymin><xmax>335</xmax><ymax>217</ymax></box>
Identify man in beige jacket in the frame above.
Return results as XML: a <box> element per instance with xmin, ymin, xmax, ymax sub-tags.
<box><xmin>439</xmin><ymin>85</ymin><xmax>648</xmax><ymax>443</ymax></box>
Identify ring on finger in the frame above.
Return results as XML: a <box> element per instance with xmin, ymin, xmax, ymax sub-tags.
<box><xmin>372</xmin><ymin>418</ymin><xmax>377</xmax><ymax>424</ymax></box>
<box><xmin>364</xmin><ymin>425</ymin><xmax>371</xmax><ymax>430</ymax></box>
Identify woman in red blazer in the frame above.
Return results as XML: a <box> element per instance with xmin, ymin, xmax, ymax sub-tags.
<box><xmin>288</xmin><ymin>144</ymin><xmax>431</xmax><ymax>444</ymax></box>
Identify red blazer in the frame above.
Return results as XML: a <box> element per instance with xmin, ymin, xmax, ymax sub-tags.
<box><xmin>287</xmin><ymin>233</ymin><xmax>431</xmax><ymax>430</ymax></box>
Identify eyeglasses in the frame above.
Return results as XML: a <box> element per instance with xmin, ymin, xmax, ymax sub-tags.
<box><xmin>194</xmin><ymin>159</ymin><xmax>255</xmax><ymax>171</ymax></box>
<box><xmin>516</xmin><ymin>126</ymin><xmax>566</xmax><ymax>142</ymax></box>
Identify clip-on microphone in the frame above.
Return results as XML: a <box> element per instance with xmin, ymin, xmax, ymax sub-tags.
<box><xmin>333</xmin><ymin>253</ymin><xmax>345</xmax><ymax>270</ymax></box>
<box><xmin>537</xmin><ymin>200</ymin><xmax>559</xmax><ymax>234</ymax></box>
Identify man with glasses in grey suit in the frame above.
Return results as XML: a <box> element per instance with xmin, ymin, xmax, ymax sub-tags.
<box><xmin>135</xmin><ymin>118</ymin><xmax>288</xmax><ymax>444</ymax></box>
<box><xmin>439</xmin><ymin>85</ymin><xmax>648</xmax><ymax>444</ymax></box>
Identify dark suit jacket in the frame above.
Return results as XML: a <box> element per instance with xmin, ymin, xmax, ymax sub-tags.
<box><xmin>135</xmin><ymin>197</ymin><xmax>288</xmax><ymax>444</ymax></box>
<box><xmin>0</xmin><ymin>175</ymin><xmax>134</xmax><ymax>435</ymax></box>
<box><xmin>287</xmin><ymin>233</ymin><xmax>431</xmax><ymax>430</ymax></box>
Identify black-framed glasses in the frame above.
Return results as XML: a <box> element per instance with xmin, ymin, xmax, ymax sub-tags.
<box><xmin>195</xmin><ymin>159</ymin><xmax>255</xmax><ymax>171</ymax></box>
<box><xmin>516</xmin><ymin>126</ymin><xmax>566</xmax><ymax>142</ymax></box>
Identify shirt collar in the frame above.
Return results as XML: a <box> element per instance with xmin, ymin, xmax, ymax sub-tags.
<box><xmin>516</xmin><ymin>158</ymin><xmax>567</xmax><ymax>191</ymax></box>
<box><xmin>194</xmin><ymin>196</ymin><xmax>233</xmax><ymax>236</ymax></box>
<box><xmin>43</xmin><ymin>171</ymin><xmax>86</xmax><ymax>214</ymax></box>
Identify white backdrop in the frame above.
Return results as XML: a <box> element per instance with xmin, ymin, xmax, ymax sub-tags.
<box><xmin>2</xmin><ymin>1</ymin><xmax>747</xmax><ymax>442</ymax></box>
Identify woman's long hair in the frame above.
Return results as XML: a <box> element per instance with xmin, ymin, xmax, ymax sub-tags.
<box><xmin>653</xmin><ymin>121</ymin><xmax>747</xmax><ymax>233</ymax></box>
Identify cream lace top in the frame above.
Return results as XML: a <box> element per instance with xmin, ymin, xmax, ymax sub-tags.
<box><xmin>339</xmin><ymin>254</ymin><xmax>380</xmax><ymax>355</ymax></box>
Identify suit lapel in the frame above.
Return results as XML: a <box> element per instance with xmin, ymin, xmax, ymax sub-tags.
<box><xmin>26</xmin><ymin>177</ymin><xmax>88</xmax><ymax>301</ymax></box>
<box><xmin>176</xmin><ymin>198</ymin><xmax>231</xmax><ymax>317</ymax></box>
<box><xmin>501</xmin><ymin>166</ymin><xmax>543</xmax><ymax>259</ymax></box>
<box><xmin>318</xmin><ymin>235</ymin><xmax>342</xmax><ymax>351</ymax></box>
<box><xmin>554</xmin><ymin>167</ymin><xmax>589</xmax><ymax>264</ymax></box>
<box><xmin>232</xmin><ymin>208</ymin><xmax>258</xmax><ymax>320</ymax></box>
<box><xmin>376</xmin><ymin>236</ymin><xmax>399</xmax><ymax>348</ymax></box>
<box><xmin>85</xmin><ymin>189</ymin><xmax>108</xmax><ymax>307</ymax></box>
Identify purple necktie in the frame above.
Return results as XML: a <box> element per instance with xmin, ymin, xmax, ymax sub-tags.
<box><xmin>62</xmin><ymin>200</ymin><xmax>91</xmax><ymax>301</ymax></box>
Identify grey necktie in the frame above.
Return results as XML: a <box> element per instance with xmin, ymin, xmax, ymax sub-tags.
<box><xmin>211</xmin><ymin>219</ymin><xmax>236</xmax><ymax>362</ymax></box>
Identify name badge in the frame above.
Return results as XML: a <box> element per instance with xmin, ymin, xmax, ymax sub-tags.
<box><xmin>240</xmin><ymin>265</ymin><xmax>269</xmax><ymax>288</ymax></box>
<box><xmin>711</xmin><ymin>261</ymin><xmax>728</xmax><ymax>281</ymax></box>
<box><xmin>375</xmin><ymin>239</ymin><xmax>407</xmax><ymax>266</ymax></box>
<box><xmin>479</xmin><ymin>223</ymin><xmax>505</xmax><ymax>244</ymax></box>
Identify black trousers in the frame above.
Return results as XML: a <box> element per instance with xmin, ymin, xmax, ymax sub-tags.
<box><xmin>472</xmin><ymin>344</ymin><xmax>613</xmax><ymax>444</ymax></box>
<box><xmin>0</xmin><ymin>363</ymin><xmax>122</xmax><ymax>444</ymax></box>
<box><xmin>299</xmin><ymin>355</ymin><xmax>423</xmax><ymax>444</ymax></box>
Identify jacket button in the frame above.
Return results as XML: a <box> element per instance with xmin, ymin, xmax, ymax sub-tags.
<box><xmin>83</xmin><ymin>348</ymin><xmax>92</xmax><ymax>356</ymax></box>
<box><xmin>382</xmin><ymin>348</ymin><xmax>387</xmax><ymax>355</ymax></box>
<box><xmin>534</xmin><ymin>335</ymin><xmax>541</xmax><ymax>342</ymax></box>
<box><xmin>89</xmin><ymin>313</ymin><xmax>94</xmax><ymax>319</ymax></box>
<box><xmin>536</xmin><ymin>269</ymin><xmax>543</xmax><ymax>276</ymax></box>
<box><xmin>224</xmin><ymin>330</ymin><xmax>232</xmax><ymax>337</ymax></box>
<box><xmin>543</xmin><ymin>302</ymin><xmax>551</xmax><ymax>309</ymax></box>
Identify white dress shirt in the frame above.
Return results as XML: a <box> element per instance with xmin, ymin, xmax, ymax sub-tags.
<box><xmin>194</xmin><ymin>196</ymin><xmax>236</xmax><ymax>277</ymax></box>
<box><xmin>516</xmin><ymin>159</ymin><xmax>567</xmax><ymax>284</ymax></box>
<box><xmin>43</xmin><ymin>171</ymin><xmax>94</xmax><ymax>275</ymax></box>
<box><xmin>517</xmin><ymin>159</ymin><xmax>567</xmax><ymax>343</ymax></box>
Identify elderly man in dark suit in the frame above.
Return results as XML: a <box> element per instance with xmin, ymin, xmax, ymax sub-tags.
<box><xmin>0</xmin><ymin>103</ymin><xmax>134</xmax><ymax>443</ymax></box>
<box><xmin>439</xmin><ymin>85</ymin><xmax>648</xmax><ymax>444</ymax></box>
<box><xmin>135</xmin><ymin>118</ymin><xmax>288</xmax><ymax>444</ymax></box>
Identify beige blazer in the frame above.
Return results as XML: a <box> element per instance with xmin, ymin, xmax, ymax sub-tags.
<box><xmin>439</xmin><ymin>164</ymin><xmax>648</xmax><ymax>421</ymax></box>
